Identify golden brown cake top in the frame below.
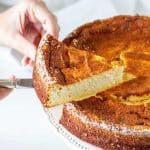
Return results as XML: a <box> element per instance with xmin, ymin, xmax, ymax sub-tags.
<box><xmin>63</xmin><ymin>77</ymin><xmax>150</xmax><ymax>128</ymax></box>
<box><xmin>63</xmin><ymin>96</ymin><xmax>150</xmax><ymax>137</ymax></box>
<box><xmin>63</xmin><ymin>15</ymin><xmax>150</xmax><ymax>96</ymax></box>
<box><xmin>62</xmin><ymin>15</ymin><xmax>150</xmax><ymax>128</ymax></box>
<box><xmin>64</xmin><ymin>15</ymin><xmax>150</xmax><ymax>76</ymax></box>
<box><xmin>34</xmin><ymin>15</ymin><xmax>150</xmax><ymax>111</ymax></box>
<box><xmin>35</xmin><ymin>15</ymin><xmax>150</xmax><ymax>87</ymax></box>
<box><xmin>98</xmin><ymin>76</ymin><xmax>150</xmax><ymax>98</ymax></box>
<box><xmin>35</xmin><ymin>35</ymin><xmax>111</xmax><ymax>86</ymax></box>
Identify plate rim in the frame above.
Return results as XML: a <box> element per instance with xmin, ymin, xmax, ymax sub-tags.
<box><xmin>44</xmin><ymin>107</ymin><xmax>95</xmax><ymax>150</ymax></box>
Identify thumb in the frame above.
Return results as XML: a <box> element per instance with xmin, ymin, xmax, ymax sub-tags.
<box><xmin>0</xmin><ymin>87</ymin><xmax>12</xmax><ymax>100</ymax></box>
<box><xmin>13</xmin><ymin>34</ymin><xmax>36</xmax><ymax>61</ymax></box>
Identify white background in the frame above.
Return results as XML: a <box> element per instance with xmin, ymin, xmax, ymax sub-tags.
<box><xmin>0</xmin><ymin>0</ymin><xmax>149</xmax><ymax>150</ymax></box>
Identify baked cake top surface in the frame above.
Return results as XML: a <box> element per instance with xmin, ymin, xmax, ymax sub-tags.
<box><xmin>62</xmin><ymin>15</ymin><xmax>150</xmax><ymax>129</ymax></box>
<box><xmin>35</xmin><ymin>35</ymin><xmax>112</xmax><ymax>86</ymax></box>
<box><xmin>35</xmin><ymin>15</ymin><xmax>150</xmax><ymax>87</ymax></box>
<box><xmin>34</xmin><ymin>15</ymin><xmax>150</xmax><ymax>116</ymax></box>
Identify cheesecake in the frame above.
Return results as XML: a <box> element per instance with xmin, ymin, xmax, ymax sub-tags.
<box><xmin>60</xmin><ymin>15</ymin><xmax>150</xmax><ymax>149</ymax></box>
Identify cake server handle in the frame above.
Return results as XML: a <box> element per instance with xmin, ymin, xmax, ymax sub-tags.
<box><xmin>0</xmin><ymin>78</ymin><xmax>33</xmax><ymax>89</ymax></box>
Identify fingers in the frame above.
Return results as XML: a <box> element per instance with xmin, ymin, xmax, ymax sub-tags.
<box><xmin>41</xmin><ymin>13</ymin><xmax>59</xmax><ymax>38</ymax></box>
<box><xmin>13</xmin><ymin>33</ymin><xmax>36</xmax><ymax>61</ymax></box>
<box><xmin>22</xmin><ymin>56</ymin><xmax>30</xmax><ymax>65</ymax></box>
<box><xmin>26</xmin><ymin>0</ymin><xmax>60</xmax><ymax>38</ymax></box>
<box><xmin>22</xmin><ymin>56</ymin><xmax>34</xmax><ymax>66</ymax></box>
<box><xmin>0</xmin><ymin>87</ymin><xmax>12</xmax><ymax>100</ymax></box>
<box><xmin>0</xmin><ymin>75</ymin><xmax>15</xmax><ymax>100</ymax></box>
<box><xmin>24</xmin><ymin>22</ymin><xmax>41</xmax><ymax>47</ymax></box>
<box><xmin>0</xmin><ymin>0</ymin><xmax>59</xmax><ymax>66</ymax></box>
<box><xmin>14</xmin><ymin>0</ymin><xmax>60</xmax><ymax>64</ymax></box>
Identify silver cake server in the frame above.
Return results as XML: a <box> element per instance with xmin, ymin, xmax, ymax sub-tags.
<box><xmin>0</xmin><ymin>78</ymin><xmax>33</xmax><ymax>89</ymax></box>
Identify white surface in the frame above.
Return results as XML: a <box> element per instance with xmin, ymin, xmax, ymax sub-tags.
<box><xmin>0</xmin><ymin>0</ymin><xmax>150</xmax><ymax>150</ymax></box>
<box><xmin>0</xmin><ymin>90</ymin><xmax>69</xmax><ymax>150</ymax></box>
<box><xmin>0</xmin><ymin>0</ymin><xmax>78</xmax><ymax>12</ymax></box>
<box><xmin>57</xmin><ymin>0</ymin><xmax>117</xmax><ymax>39</ymax></box>
<box><xmin>44</xmin><ymin>106</ymin><xmax>101</xmax><ymax>150</ymax></box>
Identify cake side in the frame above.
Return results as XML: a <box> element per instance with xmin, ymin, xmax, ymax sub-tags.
<box><xmin>33</xmin><ymin>35</ymin><xmax>66</xmax><ymax>105</ymax></box>
<box><xmin>60</xmin><ymin>102</ymin><xmax>150</xmax><ymax>150</ymax></box>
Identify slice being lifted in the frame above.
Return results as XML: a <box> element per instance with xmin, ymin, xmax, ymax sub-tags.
<box><xmin>33</xmin><ymin>35</ymin><xmax>133</xmax><ymax>107</ymax></box>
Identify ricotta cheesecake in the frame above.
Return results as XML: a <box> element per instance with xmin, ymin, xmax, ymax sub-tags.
<box><xmin>33</xmin><ymin>15</ymin><xmax>150</xmax><ymax>149</ymax></box>
<box><xmin>60</xmin><ymin>15</ymin><xmax>150</xmax><ymax>149</ymax></box>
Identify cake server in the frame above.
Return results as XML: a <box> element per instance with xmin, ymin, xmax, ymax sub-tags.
<box><xmin>0</xmin><ymin>78</ymin><xmax>33</xmax><ymax>89</ymax></box>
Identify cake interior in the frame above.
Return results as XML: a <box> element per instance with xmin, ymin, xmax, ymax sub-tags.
<box><xmin>47</xmin><ymin>66</ymin><xmax>133</xmax><ymax>106</ymax></box>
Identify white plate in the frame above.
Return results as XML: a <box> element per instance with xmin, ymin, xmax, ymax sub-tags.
<box><xmin>44</xmin><ymin>106</ymin><xmax>102</xmax><ymax>150</ymax></box>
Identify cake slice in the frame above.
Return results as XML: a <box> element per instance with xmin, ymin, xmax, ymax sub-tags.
<box><xmin>33</xmin><ymin>35</ymin><xmax>133</xmax><ymax>107</ymax></box>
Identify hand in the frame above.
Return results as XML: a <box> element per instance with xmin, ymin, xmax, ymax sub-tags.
<box><xmin>0</xmin><ymin>0</ymin><xmax>59</xmax><ymax>66</ymax></box>
<box><xmin>0</xmin><ymin>87</ymin><xmax>12</xmax><ymax>100</ymax></box>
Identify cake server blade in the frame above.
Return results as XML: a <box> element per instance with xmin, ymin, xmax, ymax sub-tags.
<box><xmin>0</xmin><ymin>78</ymin><xmax>33</xmax><ymax>89</ymax></box>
